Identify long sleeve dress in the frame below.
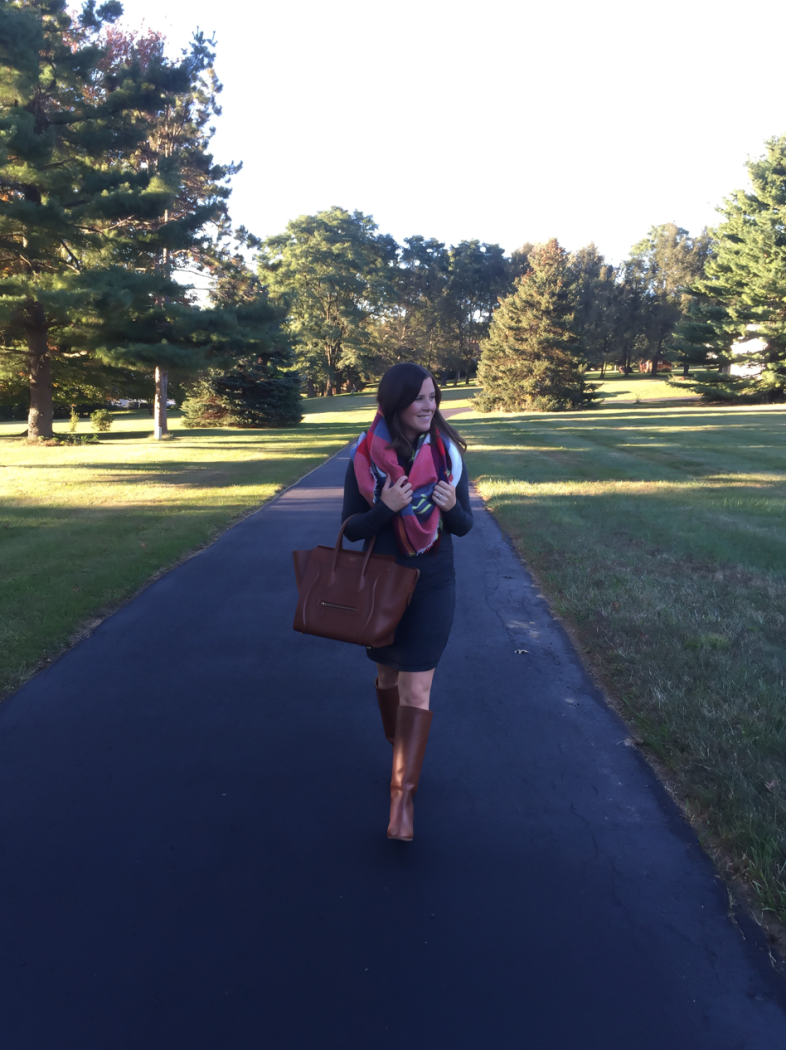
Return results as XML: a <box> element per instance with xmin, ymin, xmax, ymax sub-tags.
<box><xmin>341</xmin><ymin>448</ymin><xmax>473</xmax><ymax>672</ymax></box>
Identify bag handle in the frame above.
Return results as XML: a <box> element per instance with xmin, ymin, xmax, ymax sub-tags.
<box><xmin>333</xmin><ymin>516</ymin><xmax>377</xmax><ymax>579</ymax></box>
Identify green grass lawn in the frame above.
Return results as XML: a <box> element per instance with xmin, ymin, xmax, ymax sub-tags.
<box><xmin>587</xmin><ymin>368</ymin><xmax>703</xmax><ymax>403</ymax></box>
<box><xmin>439</xmin><ymin>373</ymin><xmax>703</xmax><ymax>413</ymax></box>
<box><xmin>0</xmin><ymin>394</ymin><xmax>378</xmax><ymax>699</ymax></box>
<box><xmin>462</xmin><ymin>402</ymin><xmax>786</xmax><ymax>925</ymax></box>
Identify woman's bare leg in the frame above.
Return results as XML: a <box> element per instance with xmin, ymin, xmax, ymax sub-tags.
<box><xmin>397</xmin><ymin>669</ymin><xmax>435</xmax><ymax>710</ymax></box>
<box><xmin>376</xmin><ymin>663</ymin><xmax>399</xmax><ymax>689</ymax></box>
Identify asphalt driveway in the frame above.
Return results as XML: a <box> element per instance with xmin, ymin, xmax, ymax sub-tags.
<box><xmin>1</xmin><ymin>447</ymin><xmax>785</xmax><ymax>1049</ymax></box>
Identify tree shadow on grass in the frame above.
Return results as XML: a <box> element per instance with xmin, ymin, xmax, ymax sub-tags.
<box><xmin>1</xmin><ymin>451</ymin><xmax>349</xmax><ymax>489</ymax></box>
<box><xmin>90</xmin><ymin>421</ymin><xmax>360</xmax><ymax>441</ymax></box>
<box><xmin>463</xmin><ymin>410</ymin><xmax>786</xmax><ymax>429</ymax></box>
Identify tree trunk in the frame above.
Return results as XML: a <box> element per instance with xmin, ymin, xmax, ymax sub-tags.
<box><xmin>154</xmin><ymin>366</ymin><xmax>169</xmax><ymax>438</ymax></box>
<box><xmin>306</xmin><ymin>378</ymin><xmax>316</xmax><ymax>398</ymax></box>
<box><xmin>649</xmin><ymin>356</ymin><xmax>659</xmax><ymax>376</ymax></box>
<box><xmin>26</xmin><ymin>323</ymin><xmax>53</xmax><ymax>440</ymax></box>
<box><xmin>682</xmin><ymin>362</ymin><xmax>689</xmax><ymax>377</ymax></box>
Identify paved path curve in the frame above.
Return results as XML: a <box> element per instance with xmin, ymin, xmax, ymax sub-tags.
<box><xmin>2</xmin><ymin>448</ymin><xmax>785</xmax><ymax>1049</ymax></box>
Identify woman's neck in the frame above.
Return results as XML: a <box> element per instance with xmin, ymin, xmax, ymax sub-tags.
<box><xmin>400</xmin><ymin>419</ymin><xmax>433</xmax><ymax>445</ymax></box>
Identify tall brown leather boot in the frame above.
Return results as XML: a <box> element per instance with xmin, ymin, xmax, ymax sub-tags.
<box><xmin>387</xmin><ymin>705</ymin><xmax>433</xmax><ymax>841</ymax></box>
<box><xmin>375</xmin><ymin>678</ymin><xmax>399</xmax><ymax>746</ymax></box>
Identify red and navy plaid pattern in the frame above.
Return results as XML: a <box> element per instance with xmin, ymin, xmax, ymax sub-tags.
<box><xmin>351</xmin><ymin>412</ymin><xmax>453</xmax><ymax>556</ymax></box>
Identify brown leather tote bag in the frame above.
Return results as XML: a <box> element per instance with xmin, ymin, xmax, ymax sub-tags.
<box><xmin>293</xmin><ymin>517</ymin><xmax>420</xmax><ymax>648</ymax></box>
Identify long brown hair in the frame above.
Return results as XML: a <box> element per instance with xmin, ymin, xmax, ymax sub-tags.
<box><xmin>377</xmin><ymin>362</ymin><xmax>467</xmax><ymax>463</ymax></box>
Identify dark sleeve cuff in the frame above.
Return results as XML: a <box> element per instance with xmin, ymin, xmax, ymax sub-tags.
<box><xmin>442</xmin><ymin>503</ymin><xmax>472</xmax><ymax>536</ymax></box>
<box><xmin>441</xmin><ymin>466</ymin><xmax>473</xmax><ymax>536</ymax></box>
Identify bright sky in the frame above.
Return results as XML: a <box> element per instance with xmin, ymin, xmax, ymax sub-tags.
<box><xmin>115</xmin><ymin>0</ymin><xmax>786</xmax><ymax>264</ymax></box>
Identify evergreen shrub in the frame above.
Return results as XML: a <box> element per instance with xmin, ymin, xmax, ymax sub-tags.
<box><xmin>181</xmin><ymin>362</ymin><xmax>303</xmax><ymax>429</ymax></box>
<box><xmin>90</xmin><ymin>409</ymin><xmax>113</xmax><ymax>432</ymax></box>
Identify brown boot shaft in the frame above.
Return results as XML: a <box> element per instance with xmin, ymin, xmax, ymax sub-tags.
<box><xmin>375</xmin><ymin>679</ymin><xmax>399</xmax><ymax>746</ymax></box>
<box><xmin>388</xmin><ymin>705</ymin><xmax>433</xmax><ymax>841</ymax></box>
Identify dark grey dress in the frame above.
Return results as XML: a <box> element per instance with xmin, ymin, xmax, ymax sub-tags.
<box><xmin>341</xmin><ymin>454</ymin><xmax>473</xmax><ymax>672</ymax></box>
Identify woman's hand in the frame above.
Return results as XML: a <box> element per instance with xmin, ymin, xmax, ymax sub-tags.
<box><xmin>381</xmin><ymin>474</ymin><xmax>413</xmax><ymax>512</ymax></box>
<box><xmin>432</xmin><ymin>480</ymin><xmax>457</xmax><ymax>512</ymax></box>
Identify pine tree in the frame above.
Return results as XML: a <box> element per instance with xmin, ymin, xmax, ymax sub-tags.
<box><xmin>665</xmin><ymin>294</ymin><xmax>733</xmax><ymax>378</ymax></box>
<box><xmin>180</xmin><ymin>361</ymin><xmax>301</xmax><ymax>429</ymax></box>
<box><xmin>0</xmin><ymin>6</ymin><xmax>255</xmax><ymax>438</ymax></box>
<box><xmin>476</xmin><ymin>239</ymin><xmax>594</xmax><ymax>412</ymax></box>
<box><xmin>0</xmin><ymin>0</ymin><xmax>191</xmax><ymax>438</ymax></box>
<box><xmin>682</xmin><ymin>135</ymin><xmax>786</xmax><ymax>401</ymax></box>
<box><xmin>568</xmin><ymin>243</ymin><xmax>621</xmax><ymax>371</ymax></box>
<box><xmin>180</xmin><ymin>246</ymin><xmax>301</xmax><ymax>428</ymax></box>
<box><xmin>84</xmin><ymin>27</ymin><xmax>245</xmax><ymax>437</ymax></box>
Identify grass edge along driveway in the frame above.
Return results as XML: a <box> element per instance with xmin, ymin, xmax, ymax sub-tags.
<box><xmin>463</xmin><ymin>401</ymin><xmax>786</xmax><ymax>938</ymax></box>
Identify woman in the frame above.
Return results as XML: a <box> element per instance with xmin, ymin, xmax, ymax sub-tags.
<box><xmin>342</xmin><ymin>362</ymin><xmax>473</xmax><ymax>841</ymax></box>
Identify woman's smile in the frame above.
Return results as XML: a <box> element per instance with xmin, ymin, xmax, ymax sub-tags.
<box><xmin>398</xmin><ymin>377</ymin><xmax>437</xmax><ymax>439</ymax></box>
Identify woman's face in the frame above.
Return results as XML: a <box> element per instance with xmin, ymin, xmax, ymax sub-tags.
<box><xmin>398</xmin><ymin>377</ymin><xmax>437</xmax><ymax>440</ymax></box>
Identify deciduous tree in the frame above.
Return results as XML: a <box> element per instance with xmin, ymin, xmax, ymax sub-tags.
<box><xmin>372</xmin><ymin>235</ymin><xmax>452</xmax><ymax>374</ymax></box>
<box><xmin>623</xmin><ymin>223</ymin><xmax>710</xmax><ymax>376</ymax></box>
<box><xmin>258</xmin><ymin>208</ymin><xmax>398</xmax><ymax>395</ymax></box>
<box><xmin>443</xmin><ymin>240</ymin><xmax>508</xmax><ymax>383</ymax></box>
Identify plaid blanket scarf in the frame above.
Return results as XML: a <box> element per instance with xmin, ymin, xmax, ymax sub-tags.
<box><xmin>351</xmin><ymin>411</ymin><xmax>462</xmax><ymax>556</ymax></box>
